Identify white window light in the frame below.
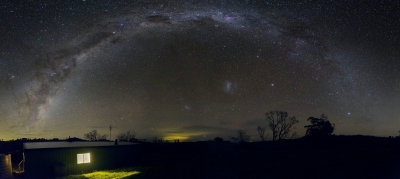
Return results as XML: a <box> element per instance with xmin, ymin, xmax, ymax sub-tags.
<box><xmin>77</xmin><ymin>153</ymin><xmax>90</xmax><ymax>164</ymax></box>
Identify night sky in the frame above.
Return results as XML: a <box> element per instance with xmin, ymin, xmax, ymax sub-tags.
<box><xmin>1</xmin><ymin>0</ymin><xmax>399</xmax><ymax>141</ymax></box>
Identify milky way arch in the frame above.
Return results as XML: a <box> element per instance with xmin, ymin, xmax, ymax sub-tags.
<box><xmin>18</xmin><ymin>1</ymin><xmax>350</xmax><ymax>135</ymax></box>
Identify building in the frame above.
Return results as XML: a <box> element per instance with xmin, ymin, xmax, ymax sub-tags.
<box><xmin>22</xmin><ymin>141</ymin><xmax>140</xmax><ymax>177</ymax></box>
<box><xmin>0</xmin><ymin>154</ymin><xmax>12</xmax><ymax>179</ymax></box>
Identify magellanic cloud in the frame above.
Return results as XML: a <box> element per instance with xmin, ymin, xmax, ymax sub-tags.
<box><xmin>3</xmin><ymin>0</ymin><xmax>386</xmax><ymax>139</ymax></box>
<box><xmin>17</xmin><ymin>4</ymin><xmax>325</xmax><ymax>134</ymax></box>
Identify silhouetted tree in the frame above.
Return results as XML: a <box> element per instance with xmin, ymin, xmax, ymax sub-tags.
<box><xmin>84</xmin><ymin>130</ymin><xmax>98</xmax><ymax>141</ymax></box>
<box><xmin>397</xmin><ymin>130</ymin><xmax>400</xmax><ymax>137</ymax></box>
<box><xmin>257</xmin><ymin>126</ymin><xmax>266</xmax><ymax>141</ymax></box>
<box><xmin>266</xmin><ymin>111</ymin><xmax>298</xmax><ymax>141</ymax></box>
<box><xmin>84</xmin><ymin>130</ymin><xmax>108</xmax><ymax>141</ymax></box>
<box><xmin>153</xmin><ymin>137</ymin><xmax>164</xmax><ymax>143</ymax></box>
<box><xmin>214</xmin><ymin>137</ymin><xmax>224</xmax><ymax>142</ymax></box>
<box><xmin>304</xmin><ymin>114</ymin><xmax>334</xmax><ymax>137</ymax></box>
<box><xmin>97</xmin><ymin>134</ymin><xmax>108</xmax><ymax>141</ymax></box>
<box><xmin>237</xmin><ymin>130</ymin><xmax>250</xmax><ymax>142</ymax></box>
<box><xmin>117</xmin><ymin>130</ymin><xmax>136</xmax><ymax>142</ymax></box>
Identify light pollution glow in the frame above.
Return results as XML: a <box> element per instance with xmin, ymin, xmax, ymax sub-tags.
<box><xmin>163</xmin><ymin>131</ymin><xmax>210</xmax><ymax>141</ymax></box>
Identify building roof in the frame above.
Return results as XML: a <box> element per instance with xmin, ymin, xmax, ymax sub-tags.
<box><xmin>23</xmin><ymin>141</ymin><xmax>137</xmax><ymax>150</ymax></box>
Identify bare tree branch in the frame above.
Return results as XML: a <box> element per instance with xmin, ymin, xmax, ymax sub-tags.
<box><xmin>266</xmin><ymin>111</ymin><xmax>298</xmax><ymax>141</ymax></box>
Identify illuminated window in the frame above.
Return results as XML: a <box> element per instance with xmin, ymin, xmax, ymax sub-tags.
<box><xmin>77</xmin><ymin>153</ymin><xmax>90</xmax><ymax>164</ymax></box>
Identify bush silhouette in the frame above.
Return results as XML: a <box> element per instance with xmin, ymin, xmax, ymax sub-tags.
<box><xmin>304</xmin><ymin>114</ymin><xmax>334</xmax><ymax>137</ymax></box>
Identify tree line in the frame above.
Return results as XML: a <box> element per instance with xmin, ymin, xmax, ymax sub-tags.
<box><xmin>84</xmin><ymin>129</ymin><xmax>137</xmax><ymax>142</ymax></box>
<box><xmin>255</xmin><ymin>111</ymin><xmax>335</xmax><ymax>142</ymax></box>
<box><xmin>83</xmin><ymin>110</ymin><xmax>335</xmax><ymax>143</ymax></box>
<box><xmin>231</xmin><ymin>111</ymin><xmax>335</xmax><ymax>143</ymax></box>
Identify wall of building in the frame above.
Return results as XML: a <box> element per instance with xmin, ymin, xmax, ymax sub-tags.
<box><xmin>0</xmin><ymin>154</ymin><xmax>12</xmax><ymax>179</ymax></box>
<box><xmin>24</xmin><ymin>145</ymin><xmax>140</xmax><ymax>177</ymax></box>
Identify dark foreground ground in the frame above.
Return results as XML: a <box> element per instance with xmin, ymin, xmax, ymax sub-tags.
<box><xmin>131</xmin><ymin>136</ymin><xmax>400</xmax><ymax>179</ymax></box>
<box><xmin>4</xmin><ymin>135</ymin><xmax>400</xmax><ymax>179</ymax></box>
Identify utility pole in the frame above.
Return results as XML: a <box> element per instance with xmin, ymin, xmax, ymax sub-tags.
<box><xmin>109</xmin><ymin>125</ymin><xmax>112</xmax><ymax>141</ymax></box>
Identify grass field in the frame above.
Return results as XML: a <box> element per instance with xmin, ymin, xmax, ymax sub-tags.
<box><xmin>63</xmin><ymin>168</ymin><xmax>141</xmax><ymax>179</ymax></box>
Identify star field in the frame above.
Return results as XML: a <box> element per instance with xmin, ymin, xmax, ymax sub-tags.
<box><xmin>0</xmin><ymin>0</ymin><xmax>399</xmax><ymax>140</ymax></box>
